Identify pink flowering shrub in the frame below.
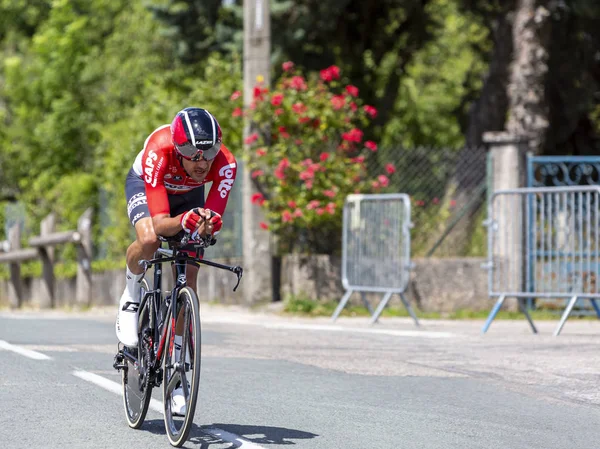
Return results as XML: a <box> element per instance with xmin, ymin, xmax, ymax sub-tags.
<box><xmin>231</xmin><ymin>62</ymin><xmax>390</xmax><ymax>254</ymax></box>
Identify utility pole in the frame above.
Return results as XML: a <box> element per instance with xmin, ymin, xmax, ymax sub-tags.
<box><xmin>242</xmin><ymin>0</ymin><xmax>271</xmax><ymax>304</ymax></box>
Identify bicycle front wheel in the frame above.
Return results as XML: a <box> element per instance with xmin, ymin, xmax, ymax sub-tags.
<box><xmin>162</xmin><ymin>286</ymin><xmax>201</xmax><ymax>447</ymax></box>
<box><xmin>122</xmin><ymin>279</ymin><xmax>153</xmax><ymax>429</ymax></box>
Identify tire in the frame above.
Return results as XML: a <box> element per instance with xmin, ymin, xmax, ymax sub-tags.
<box><xmin>162</xmin><ymin>286</ymin><xmax>201</xmax><ymax>447</ymax></box>
<box><xmin>122</xmin><ymin>279</ymin><xmax>153</xmax><ymax>429</ymax></box>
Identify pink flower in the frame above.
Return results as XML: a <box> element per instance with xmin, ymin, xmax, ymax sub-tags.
<box><xmin>293</xmin><ymin>208</ymin><xmax>303</xmax><ymax>218</ymax></box>
<box><xmin>305</xmin><ymin>180</ymin><xmax>313</xmax><ymax>189</ymax></box>
<box><xmin>278</xmin><ymin>126</ymin><xmax>290</xmax><ymax>139</ymax></box>
<box><xmin>316</xmin><ymin>208</ymin><xmax>325</xmax><ymax>215</ymax></box>
<box><xmin>372</xmin><ymin>181</ymin><xmax>380</xmax><ymax>189</ymax></box>
<box><xmin>282</xmin><ymin>61</ymin><xmax>294</xmax><ymax>72</ymax></box>
<box><xmin>232</xmin><ymin>107</ymin><xmax>243</xmax><ymax>117</ymax></box>
<box><xmin>331</xmin><ymin>95</ymin><xmax>346</xmax><ymax>110</ymax></box>
<box><xmin>295</xmin><ymin>139</ymin><xmax>303</xmax><ymax>145</ymax></box>
<box><xmin>326</xmin><ymin>202</ymin><xmax>336</xmax><ymax>214</ymax></box>
<box><xmin>342</xmin><ymin>128</ymin><xmax>363</xmax><ymax>143</ymax></box>
<box><xmin>433</xmin><ymin>197</ymin><xmax>440</xmax><ymax>204</ymax></box>
<box><xmin>289</xmin><ymin>76</ymin><xmax>307</xmax><ymax>91</ymax></box>
<box><xmin>271</xmin><ymin>93</ymin><xmax>284</xmax><ymax>106</ymax></box>
<box><xmin>450</xmin><ymin>199</ymin><xmax>457</xmax><ymax>207</ymax></box>
<box><xmin>287</xmin><ymin>200</ymin><xmax>297</xmax><ymax>209</ymax></box>
<box><xmin>319</xmin><ymin>153</ymin><xmax>329</xmax><ymax>162</ymax></box>
<box><xmin>279</xmin><ymin>158</ymin><xmax>291</xmax><ymax>170</ymax></box>
<box><xmin>415</xmin><ymin>200</ymin><xmax>425</xmax><ymax>207</ymax></box>
<box><xmin>319</xmin><ymin>65</ymin><xmax>341</xmax><ymax>82</ymax></box>
<box><xmin>299</xmin><ymin>170</ymin><xmax>314</xmax><ymax>181</ymax></box>
<box><xmin>230</xmin><ymin>91</ymin><xmax>242</xmax><ymax>101</ymax></box>
<box><xmin>377</xmin><ymin>175</ymin><xmax>389</xmax><ymax>188</ymax></box>
<box><xmin>363</xmin><ymin>105</ymin><xmax>377</xmax><ymax>118</ymax></box>
<box><xmin>365</xmin><ymin>141</ymin><xmax>378</xmax><ymax>151</ymax></box>
<box><xmin>323</xmin><ymin>189</ymin><xmax>336</xmax><ymax>198</ymax></box>
<box><xmin>282</xmin><ymin>210</ymin><xmax>293</xmax><ymax>223</ymax></box>
<box><xmin>345</xmin><ymin>85</ymin><xmax>359</xmax><ymax>97</ymax></box>
<box><xmin>256</xmin><ymin>148</ymin><xmax>267</xmax><ymax>157</ymax></box>
<box><xmin>253</xmin><ymin>86</ymin><xmax>267</xmax><ymax>101</ymax></box>
<box><xmin>251</xmin><ymin>170</ymin><xmax>264</xmax><ymax>179</ymax></box>
<box><xmin>307</xmin><ymin>200</ymin><xmax>320</xmax><ymax>210</ymax></box>
<box><xmin>244</xmin><ymin>133</ymin><xmax>259</xmax><ymax>145</ymax></box>
<box><xmin>351</xmin><ymin>155</ymin><xmax>365</xmax><ymax>164</ymax></box>
<box><xmin>298</xmin><ymin>116</ymin><xmax>311</xmax><ymax>124</ymax></box>
<box><xmin>259</xmin><ymin>222</ymin><xmax>269</xmax><ymax>230</ymax></box>
<box><xmin>251</xmin><ymin>193</ymin><xmax>264</xmax><ymax>204</ymax></box>
<box><xmin>385</xmin><ymin>163</ymin><xmax>396</xmax><ymax>174</ymax></box>
<box><xmin>292</xmin><ymin>102</ymin><xmax>307</xmax><ymax>114</ymax></box>
<box><xmin>275</xmin><ymin>108</ymin><xmax>284</xmax><ymax>116</ymax></box>
<box><xmin>349</xmin><ymin>102</ymin><xmax>357</xmax><ymax>112</ymax></box>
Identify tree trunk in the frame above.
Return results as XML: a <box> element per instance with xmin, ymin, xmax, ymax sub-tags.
<box><xmin>505</xmin><ymin>0</ymin><xmax>552</xmax><ymax>153</ymax></box>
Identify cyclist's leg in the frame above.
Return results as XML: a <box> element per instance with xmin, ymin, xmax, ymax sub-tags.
<box><xmin>117</xmin><ymin>170</ymin><xmax>160</xmax><ymax>347</ymax></box>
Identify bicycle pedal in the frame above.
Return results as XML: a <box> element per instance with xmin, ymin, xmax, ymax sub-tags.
<box><xmin>113</xmin><ymin>352</ymin><xmax>125</xmax><ymax>370</ymax></box>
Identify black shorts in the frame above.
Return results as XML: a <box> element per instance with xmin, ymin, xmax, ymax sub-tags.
<box><xmin>125</xmin><ymin>168</ymin><xmax>205</xmax><ymax>263</ymax></box>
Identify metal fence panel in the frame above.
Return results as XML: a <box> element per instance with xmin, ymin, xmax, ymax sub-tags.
<box><xmin>333</xmin><ymin>193</ymin><xmax>419</xmax><ymax>324</ymax></box>
<box><xmin>483</xmin><ymin>186</ymin><xmax>600</xmax><ymax>335</ymax></box>
<box><xmin>343</xmin><ymin>194</ymin><xmax>412</xmax><ymax>292</ymax></box>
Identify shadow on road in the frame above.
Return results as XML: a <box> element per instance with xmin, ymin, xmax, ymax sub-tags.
<box><xmin>143</xmin><ymin>419</ymin><xmax>318</xmax><ymax>447</ymax></box>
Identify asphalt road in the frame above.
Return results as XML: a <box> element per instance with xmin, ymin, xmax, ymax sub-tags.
<box><xmin>1</xmin><ymin>306</ymin><xmax>599</xmax><ymax>449</ymax></box>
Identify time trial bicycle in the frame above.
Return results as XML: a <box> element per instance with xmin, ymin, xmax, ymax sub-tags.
<box><xmin>113</xmin><ymin>232</ymin><xmax>243</xmax><ymax>447</ymax></box>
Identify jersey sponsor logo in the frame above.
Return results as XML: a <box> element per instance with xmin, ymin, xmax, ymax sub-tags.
<box><xmin>127</xmin><ymin>193</ymin><xmax>147</xmax><ymax>215</ymax></box>
<box><xmin>164</xmin><ymin>182</ymin><xmax>195</xmax><ymax>191</ymax></box>
<box><xmin>217</xmin><ymin>162</ymin><xmax>236</xmax><ymax>198</ymax></box>
<box><xmin>143</xmin><ymin>149</ymin><xmax>161</xmax><ymax>187</ymax></box>
<box><xmin>127</xmin><ymin>198</ymin><xmax>147</xmax><ymax>215</ymax></box>
<box><xmin>196</xmin><ymin>140</ymin><xmax>212</xmax><ymax>145</ymax></box>
<box><xmin>132</xmin><ymin>211</ymin><xmax>145</xmax><ymax>223</ymax></box>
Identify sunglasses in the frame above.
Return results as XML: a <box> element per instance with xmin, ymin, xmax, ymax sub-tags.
<box><xmin>176</xmin><ymin>141</ymin><xmax>221</xmax><ymax>162</ymax></box>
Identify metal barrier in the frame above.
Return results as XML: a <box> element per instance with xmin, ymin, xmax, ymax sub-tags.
<box><xmin>331</xmin><ymin>193</ymin><xmax>419</xmax><ymax>325</ymax></box>
<box><xmin>482</xmin><ymin>186</ymin><xmax>600</xmax><ymax>335</ymax></box>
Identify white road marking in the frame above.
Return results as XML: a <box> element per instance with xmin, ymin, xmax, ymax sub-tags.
<box><xmin>260</xmin><ymin>323</ymin><xmax>455</xmax><ymax>338</ymax></box>
<box><xmin>0</xmin><ymin>340</ymin><xmax>52</xmax><ymax>360</ymax></box>
<box><xmin>202</xmin><ymin>427</ymin><xmax>269</xmax><ymax>448</ymax></box>
<box><xmin>72</xmin><ymin>370</ymin><xmax>163</xmax><ymax>413</ymax></box>
<box><xmin>71</xmin><ymin>370</ymin><xmax>267</xmax><ymax>448</ymax></box>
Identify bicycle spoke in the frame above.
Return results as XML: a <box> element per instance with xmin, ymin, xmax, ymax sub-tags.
<box><xmin>166</xmin><ymin>365</ymin><xmax>182</xmax><ymax>397</ymax></box>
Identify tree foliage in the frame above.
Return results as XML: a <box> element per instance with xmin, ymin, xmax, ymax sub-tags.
<box><xmin>0</xmin><ymin>0</ymin><xmax>599</xmax><ymax>260</ymax></box>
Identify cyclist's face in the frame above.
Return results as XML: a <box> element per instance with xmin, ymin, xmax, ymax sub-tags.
<box><xmin>181</xmin><ymin>157</ymin><xmax>214</xmax><ymax>182</ymax></box>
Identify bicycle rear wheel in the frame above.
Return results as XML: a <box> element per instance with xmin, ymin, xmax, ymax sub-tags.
<box><xmin>162</xmin><ymin>286</ymin><xmax>201</xmax><ymax>447</ymax></box>
<box><xmin>122</xmin><ymin>279</ymin><xmax>153</xmax><ymax>429</ymax></box>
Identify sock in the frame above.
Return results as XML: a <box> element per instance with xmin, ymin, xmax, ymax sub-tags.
<box><xmin>125</xmin><ymin>266</ymin><xmax>144</xmax><ymax>301</ymax></box>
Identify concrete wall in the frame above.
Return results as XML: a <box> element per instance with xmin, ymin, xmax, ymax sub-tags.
<box><xmin>280</xmin><ymin>255</ymin><xmax>494</xmax><ymax>312</ymax></box>
<box><xmin>0</xmin><ymin>255</ymin><xmax>497</xmax><ymax>313</ymax></box>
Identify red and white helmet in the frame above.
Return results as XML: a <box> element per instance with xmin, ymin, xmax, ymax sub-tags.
<box><xmin>170</xmin><ymin>107</ymin><xmax>222</xmax><ymax>161</ymax></box>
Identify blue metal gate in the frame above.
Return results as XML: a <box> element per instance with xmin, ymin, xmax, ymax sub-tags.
<box><xmin>527</xmin><ymin>155</ymin><xmax>600</xmax><ymax>312</ymax></box>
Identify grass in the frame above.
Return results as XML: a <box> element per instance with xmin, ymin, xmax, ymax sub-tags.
<box><xmin>282</xmin><ymin>296</ymin><xmax>600</xmax><ymax>320</ymax></box>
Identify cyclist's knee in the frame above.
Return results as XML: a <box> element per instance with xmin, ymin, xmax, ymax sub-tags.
<box><xmin>137</xmin><ymin>229</ymin><xmax>160</xmax><ymax>250</ymax></box>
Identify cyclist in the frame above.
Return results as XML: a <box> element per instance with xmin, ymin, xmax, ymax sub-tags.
<box><xmin>115</xmin><ymin>107</ymin><xmax>237</xmax><ymax>412</ymax></box>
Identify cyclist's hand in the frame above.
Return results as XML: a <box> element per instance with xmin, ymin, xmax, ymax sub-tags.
<box><xmin>208</xmin><ymin>211</ymin><xmax>222</xmax><ymax>234</ymax></box>
<box><xmin>180</xmin><ymin>208</ymin><xmax>203</xmax><ymax>235</ymax></box>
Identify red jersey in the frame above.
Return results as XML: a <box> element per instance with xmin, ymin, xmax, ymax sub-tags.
<box><xmin>132</xmin><ymin>125</ymin><xmax>237</xmax><ymax>217</ymax></box>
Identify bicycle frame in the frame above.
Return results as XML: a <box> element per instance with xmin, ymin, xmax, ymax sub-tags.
<box><xmin>119</xmin><ymin>243</ymin><xmax>243</xmax><ymax>386</ymax></box>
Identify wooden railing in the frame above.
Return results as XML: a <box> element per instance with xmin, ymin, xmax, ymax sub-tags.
<box><xmin>0</xmin><ymin>208</ymin><xmax>93</xmax><ymax>308</ymax></box>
